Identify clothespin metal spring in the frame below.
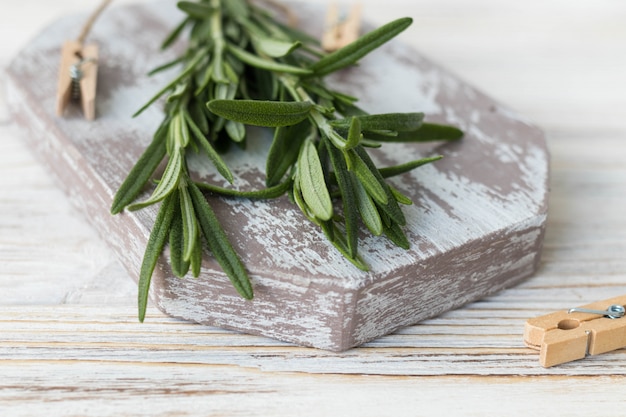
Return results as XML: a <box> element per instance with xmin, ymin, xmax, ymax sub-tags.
<box><xmin>568</xmin><ymin>304</ymin><xmax>625</xmax><ymax>319</ymax></box>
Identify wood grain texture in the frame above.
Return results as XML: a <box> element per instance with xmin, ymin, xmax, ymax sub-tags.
<box><xmin>5</xmin><ymin>0</ymin><xmax>548</xmax><ymax>351</ymax></box>
<box><xmin>1</xmin><ymin>0</ymin><xmax>626</xmax><ymax>415</ymax></box>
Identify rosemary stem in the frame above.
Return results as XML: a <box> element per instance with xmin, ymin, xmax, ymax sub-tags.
<box><xmin>279</xmin><ymin>74</ymin><xmax>347</xmax><ymax>149</ymax></box>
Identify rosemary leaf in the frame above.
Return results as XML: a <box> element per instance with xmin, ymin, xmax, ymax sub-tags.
<box><xmin>128</xmin><ymin>147</ymin><xmax>183</xmax><ymax>211</ymax></box>
<box><xmin>183</xmin><ymin>111</ymin><xmax>234</xmax><ymax>183</ymax></box>
<box><xmin>138</xmin><ymin>192</ymin><xmax>177</xmax><ymax>322</ymax></box>
<box><xmin>353</xmin><ymin>146</ymin><xmax>406</xmax><ymax>226</ymax></box>
<box><xmin>252</xmin><ymin>35</ymin><xmax>302</xmax><ymax>58</ymax></box>
<box><xmin>379</xmin><ymin>155</ymin><xmax>443</xmax><ymax>178</ymax></box>
<box><xmin>298</xmin><ymin>139</ymin><xmax>333</xmax><ymax>221</ymax></box>
<box><xmin>384</xmin><ymin>222</ymin><xmax>410</xmax><ymax>250</ymax></box>
<box><xmin>161</xmin><ymin>17</ymin><xmax>190</xmax><ymax>50</ymax></box>
<box><xmin>176</xmin><ymin>112</ymin><xmax>191</xmax><ymax>148</ymax></box>
<box><xmin>190</xmin><ymin>231</ymin><xmax>203</xmax><ymax>277</ymax></box>
<box><xmin>170</xmin><ymin>209</ymin><xmax>191</xmax><ymax>278</ymax></box>
<box><xmin>177</xmin><ymin>1</ymin><xmax>215</xmax><ymax>19</ymax></box>
<box><xmin>266</xmin><ymin>121</ymin><xmax>310</xmax><ymax>186</ymax></box>
<box><xmin>195</xmin><ymin>63</ymin><xmax>214</xmax><ymax>96</ymax></box>
<box><xmin>179</xmin><ymin>184</ymin><xmax>199</xmax><ymax>262</ymax></box>
<box><xmin>331</xmin><ymin>90</ymin><xmax>359</xmax><ymax>106</ymax></box>
<box><xmin>208</xmin><ymin>99</ymin><xmax>313</xmax><ymax>127</ymax></box>
<box><xmin>310</xmin><ymin>17</ymin><xmax>413</xmax><ymax>77</ymax></box>
<box><xmin>389</xmin><ymin>186</ymin><xmax>413</xmax><ymax>206</ymax></box>
<box><xmin>227</xmin><ymin>43</ymin><xmax>313</xmax><ymax>75</ymax></box>
<box><xmin>349</xmin><ymin>150</ymin><xmax>388</xmax><ymax>205</ymax></box>
<box><xmin>133</xmin><ymin>49</ymin><xmax>206</xmax><ymax>117</ymax></box>
<box><xmin>330</xmin><ymin>112</ymin><xmax>425</xmax><ymax>132</ymax></box>
<box><xmin>195</xmin><ymin>178</ymin><xmax>292</xmax><ymax>199</ymax></box>
<box><xmin>252</xmin><ymin>66</ymin><xmax>279</xmax><ymax>100</ymax></box>
<box><xmin>225</xmin><ymin>120</ymin><xmax>246</xmax><ymax>142</ymax></box>
<box><xmin>345</xmin><ymin>116</ymin><xmax>362</xmax><ymax>150</ymax></box>
<box><xmin>360</xmin><ymin>138</ymin><xmax>382</xmax><ymax>148</ymax></box>
<box><xmin>326</xmin><ymin>141</ymin><xmax>359</xmax><ymax>257</ymax></box>
<box><xmin>111</xmin><ymin>123</ymin><xmax>167</xmax><ymax>214</ymax></box>
<box><xmin>322</xmin><ymin>222</ymin><xmax>369</xmax><ymax>271</ymax></box>
<box><xmin>291</xmin><ymin>172</ymin><xmax>317</xmax><ymax>223</ymax></box>
<box><xmin>188</xmin><ymin>182</ymin><xmax>253</xmax><ymax>299</ymax></box>
<box><xmin>223</xmin><ymin>0</ymin><xmax>250</xmax><ymax>19</ymax></box>
<box><xmin>367</xmin><ymin>123</ymin><xmax>464</xmax><ymax>142</ymax></box>
<box><xmin>188</xmin><ymin>97</ymin><xmax>210</xmax><ymax>135</ymax></box>
<box><xmin>148</xmin><ymin>57</ymin><xmax>185</xmax><ymax>76</ymax></box>
<box><xmin>353</xmin><ymin>177</ymin><xmax>383</xmax><ymax>236</ymax></box>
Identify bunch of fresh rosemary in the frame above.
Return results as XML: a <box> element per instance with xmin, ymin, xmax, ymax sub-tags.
<box><xmin>111</xmin><ymin>0</ymin><xmax>463</xmax><ymax>321</ymax></box>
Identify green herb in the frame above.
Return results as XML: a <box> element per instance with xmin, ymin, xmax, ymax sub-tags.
<box><xmin>111</xmin><ymin>0</ymin><xmax>463</xmax><ymax>320</ymax></box>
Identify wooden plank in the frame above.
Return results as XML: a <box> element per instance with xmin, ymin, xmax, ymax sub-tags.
<box><xmin>1</xmin><ymin>0</ymin><xmax>626</xmax><ymax>415</ymax></box>
<box><xmin>5</xmin><ymin>0</ymin><xmax>549</xmax><ymax>351</ymax></box>
<box><xmin>2</xmin><ymin>360</ymin><xmax>625</xmax><ymax>417</ymax></box>
<box><xmin>2</xmin><ymin>304</ymin><xmax>626</xmax><ymax>376</ymax></box>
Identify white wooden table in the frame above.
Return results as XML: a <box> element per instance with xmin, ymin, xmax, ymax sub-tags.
<box><xmin>2</xmin><ymin>1</ymin><xmax>626</xmax><ymax>415</ymax></box>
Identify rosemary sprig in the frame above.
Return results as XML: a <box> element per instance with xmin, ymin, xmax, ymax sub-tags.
<box><xmin>111</xmin><ymin>0</ymin><xmax>463</xmax><ymax>320</ymax></box>
<box><xmin>205</xmin><ymin>8</ymin><xmax>463</xmax><ymax>269</ymax></box>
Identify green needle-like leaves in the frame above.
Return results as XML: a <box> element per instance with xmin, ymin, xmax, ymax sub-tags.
<box><xmin>310</xmin><ymin>17</ymin><xmax>413</xmax><ymax>76</ymax></box>
<box><xmin>133</xmin><ymin>49</ymin><xmax>205</xmax><ymax>117</ymax></box>
<box><xmin>195</xmin><ymin>178</ymin><xmax>292</xmax><ymax>199</ymax></box>
<box><xmin>252</xmin><ymin>35</ymin><xmax>302</xmax><ymax>58</ymax></box>
<box><xmin>298</xmin><ymin>139</ymin><xmax>333</xmax><ymax>221</ymax></box>
<box><xmin>111</xmin><ymin>125</ymin><xmax>167</xmax><ymax>214</ymax></box>
<box><xmin>384</xmin><ymin>222</ymin><xmax>410</xmax><ymax>249</ymax></box>
<box><xmin>227</xmin><ymin>43</ymin><xmax>312</xmax><ymax>75</ymax></box>
<box><xmin>112</xmin><ymin>1</ymin><xmax>463</xmax><ymax>322</ymax></box>
<box><xmin>354</xmin><ymin>178</ymin><xmax>383</xmax><ymax>236</ymax></box>
<box><xmin>367</xmin><ymin>122</ymin><xmax>464</xmax><ymax>142</ymax></box>
<box><xmin>354</xmin><ymin>146</ymin><xmax>406</xmax><ymax>226</ymax></box>
<box><xmin>345</xmin><ymin>117</ymin><xmax>362</xmax><ymax>150</ymax></box>
<box><xmin>188</xmin><ymin>183</ymin><xmax>253</xmax><ymax>300</ymax></box>
<box><xmin>128</xmin><ymin>147</ymin><xmax>183</xmax><ymax>211</ymax></box>
<box><xmin>327</xmin><ymin>141</ymin><xmax>359</xmax><ymax>256</ymax></box>
<box><xmin>177</xmin><ymin>1</ymin><xmax>215</xmax><ymax>19</ymax></box>
<box><xmin>179</xmin><ymin>184</ymin><xmax>199</xmax><ymax>262</ymax></box>
<box><xmin>330</xmin><ymin>112</ymin><xmax>424</xmax><ymax>132</ymax></box>
<box><xmin>183</xmin><ymin>111</ymin><xmax>233</xmax><ymax>183</ymax></box>
<box><xmin>170</xmin><ymin>212</ymin><xmax>190</xmax><ymax>277</ymax></box>
<box><xmin>208</xmin><ymin>99</ymin><xmax>313</xmax><ymax>127</ymax></box>
<box><xmin>189</xmin><ymin>232</ymin><xmax>202</xmax><ymax>277</ymax></box>
<box><xmin>350</xmin><ymin>151</ymin><xmax>388</xmax><ymax>206</ymax></box>
<box><xmin>138</xmin><ymin>193</ymin><xmax>177</xmax><ymax>322</ymax></box>
<box><xmin>379</xmin><ymin>155</ymin><xmax>443</xmax><ymax>178</ymax></box>
<box><xmin>161</xmin><ymin>17</ymin><xmax>189</xmax><ymax>50</ymax></box>
<box><xmin>266</xmin><ymin>121</ymin><xmax>310</xmax><ymax>186</ymax></box>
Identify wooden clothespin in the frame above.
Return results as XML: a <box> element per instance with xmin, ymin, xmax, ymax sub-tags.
<box><xmin>322</xmin><ymin>2</ymin><xmax>362</xmax><ymax>52</ymax></box>
<box><xmin>56</xmin><ymin>0</ymin><xmax>112</xmax><ymax>121</ymax></box>
<box><xmin>56</xmin><ymin>41</ymin><xmax>99</xmax><ymax>120</ymax></box>
<box><xmin>524</xmin><ymin>295</ymin><xmax>626</xmax><ymax>367</ymax></box>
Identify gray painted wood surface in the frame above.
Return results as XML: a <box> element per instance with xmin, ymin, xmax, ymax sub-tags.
<box><xmin>5</xmin><ymin>1</ymin><xmax>548</xmax><ymax>350</ymax></box>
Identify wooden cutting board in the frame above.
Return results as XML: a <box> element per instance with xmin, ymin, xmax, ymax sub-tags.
<box><xmin>6</xmin><ymin>1</ymin><xmax>549</xmax><ymax>351</ymax></box>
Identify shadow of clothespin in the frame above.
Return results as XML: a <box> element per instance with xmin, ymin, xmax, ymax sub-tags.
<box><xmin>322</xmin><ymin>2</ymin><xmax>362</xmax><ymax>52</ymax></box>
